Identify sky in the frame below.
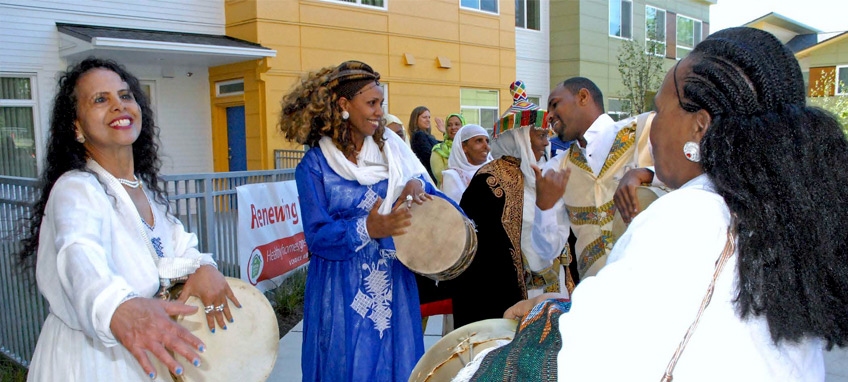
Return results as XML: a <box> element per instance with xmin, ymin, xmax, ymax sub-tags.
<box><xmin>710</xmin><ymin>0</ymin><xmax>847</xmax><ymax>33</ymax></box>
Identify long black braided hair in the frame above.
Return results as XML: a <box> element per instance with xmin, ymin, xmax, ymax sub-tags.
<box><xmin>17</xmin><ymin>58</ymin><xmax>169</xmax><ymax>272</ymax></box>
<box><xmin>679</xmin><ymin>27</ymin><xmax>848</xmax><ymax>348</ymax></box>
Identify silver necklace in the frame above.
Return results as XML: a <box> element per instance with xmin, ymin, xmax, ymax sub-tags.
<box><xmin>117</xmin><ymin>176</ymin><xmax>141</xmax><ymax>189</ymax></box>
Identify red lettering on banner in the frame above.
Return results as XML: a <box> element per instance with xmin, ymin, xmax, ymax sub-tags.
<box><xmin>249</xmin><ymin>200</ymin><xmax>301</xmax><ymax>229</ymax></box>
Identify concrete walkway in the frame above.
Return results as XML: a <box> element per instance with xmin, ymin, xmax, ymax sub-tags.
<box><xmin>269</xmin><ymin>316</ymin><xmax>848</xmax><ymax>381</ymax></box>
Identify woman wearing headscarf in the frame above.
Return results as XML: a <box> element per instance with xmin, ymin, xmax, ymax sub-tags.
<box><xmin>383</xmin><ymin>113</ymin><xmax>409</xmax><ymax>146</ymax></box>
<box><xmin>429</xmin><ymin>113</ymin><xmax>465</xmax><ymax>186</ymax></box>
<box><xmin>454</xmin><ymin>27</ymin><xmax>848</xmax><ymax>382</ymax></box>
<box><xmin>446</xmin><ymin>88</ymin><xmax>564</xmax><ymax>328</ymax></box>
<box><xmin>280</xmin><ymin>61</ymin><xmax>445</xmax><ymax>381</ymax></box>
<box><xmin>440</xmin><ymin>124</ymin><xmax>492</xmax><ymax>203</ymax></box>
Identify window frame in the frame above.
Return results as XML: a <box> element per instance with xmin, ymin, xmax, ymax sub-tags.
<box><xmin>460</xmin><ymin>88</ymin><xmax>500</xmax><ymax>135</ymax></box>
<box><xmin>675</xmin><ymin>14</ymin><xmax>703</xmax><ymax>59</ymax></box>
<box><xmin>645</xmin><ymin>5</ymin><xmax>666</xmax><ymax>57</ymax></box>
<box><xmin>316</xmin><ymin>0</ymin><xmax>388</xmax><ymax>11</ymax></box>
<box><xmin>216</xmin><ymin>78</ymin><xmax>245</xmax><ymax>97</ymax></box>
<box><xmin>139</xmin><ymin>79</ymin><xmax>158</xmax><ymax>124</ymax></box>
<box><xmin>609</xmin><ymin>0</ymin><xmax>633</xmax><ymax>40</ymax></box>
<box><xmin>460</xmin><ymin>0</ymin><xmax>500</xmax><ymax>15</ymax></box>
<box><xmin>0</xmin><ymin>73</ymin><xmax>41</xmax><ymax>177</ymax></box>
<box><xmin>836</xmin><ymin>65</ymin><xmax>848</xmax><ymax>96</ymax></box>
<box><xmin>515</xmin><ymin>0</ymin><xmax>541</xmax><ymax>31</ymax></box>
<box><xmin>607</xmin><ymin>97</ymin><xmax>632</xmax><ymax>122</ymax></box>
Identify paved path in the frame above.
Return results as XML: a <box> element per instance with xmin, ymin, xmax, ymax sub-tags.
<box><xmin>269</xmin><ymin>316</ymin><xmax>848</xmax><ymax>381</ymax></box>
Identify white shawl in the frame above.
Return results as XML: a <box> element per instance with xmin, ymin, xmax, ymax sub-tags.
<box><xmin>318</xmin><ymin>129</ymin><xmax>432</xmax><ymax>215</ymax></box>
<box><xmin>489</xmin><ymin>127</ymin><xmax>554</xmax><ymax>273</ymax></box>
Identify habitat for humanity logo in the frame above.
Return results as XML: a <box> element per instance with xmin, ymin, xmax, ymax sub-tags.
<box><xmin>248</xmin><ymin>248</ymin><xmax>264</xmax><ymax>285</ymax></box>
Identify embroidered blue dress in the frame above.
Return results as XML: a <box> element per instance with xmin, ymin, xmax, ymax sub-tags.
<box><xmin>297</xmin><ymin>148</ymin><xmax>441</xmax><ymax>381</ymax></box>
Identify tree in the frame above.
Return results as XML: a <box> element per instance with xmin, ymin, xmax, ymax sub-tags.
<box><xmin>617</xmin><ymin>39</ymin><xmax>665</xmax><ymax>116</ymax></box>
<box><xmin>807</xmin><ymin>69</ymin><xmax>848</xmax><ymax>136</ymax></box>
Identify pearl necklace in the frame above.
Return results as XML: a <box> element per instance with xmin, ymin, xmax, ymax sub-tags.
<box><xmin>117</xmin><ymin>176</ymin><xmax>141</xmax><ymax>189</ymax></box>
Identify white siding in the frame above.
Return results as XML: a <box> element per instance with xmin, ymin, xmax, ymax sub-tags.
<box><xmin>0</xmin><ymin>0</ymin><xmax>223</xmax><ymax>174</ymax></box>
<box><xmin>515</xmin><ymin>0</ymin><xmax>551</xmax><ymax>105</ymax></box>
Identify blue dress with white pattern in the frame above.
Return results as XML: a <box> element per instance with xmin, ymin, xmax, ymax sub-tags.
<box><xmin>296</xmin><ymin>148</ymin><xmax>438</xmax><ymax>381</ymax></box>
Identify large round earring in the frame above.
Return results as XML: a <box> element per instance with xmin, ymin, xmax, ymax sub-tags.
<box><xmin>341</xmin><ymin>110</ymin><xmax>350</xmax><ymax>120</ymax></box>
<box><xmin>683</xmin><ymin>141</ymin><xmax>700</xmax><ymax>162</ymax></box>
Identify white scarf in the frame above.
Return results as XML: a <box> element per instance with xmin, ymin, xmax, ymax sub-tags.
<box><xmin>446</xmin><ymin>124</ymin><xmax>492</xmax><ymax>187</ymax></box>
<box><xmin>318</xmin><ymin>129</ymin><xmax>431</xmax><ymax>215</ymax></box>
<box><xmin>489</xmin><ymin>127</ymin><xmax>552</xmax><ymax>272</ymax></box>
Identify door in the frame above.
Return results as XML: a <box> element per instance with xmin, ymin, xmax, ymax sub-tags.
<box><xmin>226</xmin><ymin>106</ymin><xmax>246</xmax><ymax>171</ymax></box>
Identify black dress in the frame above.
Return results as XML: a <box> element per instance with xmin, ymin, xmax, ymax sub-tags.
<box><xmin>446</xmin><ymin>156</ymin><xmax>527</xmax><ymax>328</ymax></box>
<box><xmin>410</xmin><ymin>130</ymin><xmax>439</xmax><ymax>180</ymax></box>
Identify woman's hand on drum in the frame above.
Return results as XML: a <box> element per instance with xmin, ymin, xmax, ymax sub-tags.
<box><xmin>367</xmin><ymin>196</ymin><xmax>412</xmax><ymax>238</ymax></box>
<box><xmin>111</xmin><ymin>297</ymin><xmax>205</xmax><ymax>379</ymax></box>
<box><xmin>395</xmin><ymin>178</ymin><xmax>432</xmax><ymax>210</ymax></box>
<box><xmin>503</xmin><ymin>293</ymin><xmax>566</xmax><ymax>320</ymax></box>
<box><xmin>613</xmin><ymin>168</ymin><xmax>655</xmax><ymax>224</ymax></box>
<box><xmin>178</xmin><ymin>265</ymin><xmax>241</xmax><ymax>333</ymax></box>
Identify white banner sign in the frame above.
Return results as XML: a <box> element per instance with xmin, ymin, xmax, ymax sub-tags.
<box><xmin>237</xmin><ymin>181</ymin><xmax>309</xmax><ymax>292</ymax></box>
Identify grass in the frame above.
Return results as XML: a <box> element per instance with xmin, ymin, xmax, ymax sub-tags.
<box><xmin>266</xmin><ymin>267</ymin><xmax>308</xmax><ymax>338</ymax></box>
<box><xmin>0</xmin><ymin>354</ymin><xmax>27</xmax><ymax>382</ymax></box>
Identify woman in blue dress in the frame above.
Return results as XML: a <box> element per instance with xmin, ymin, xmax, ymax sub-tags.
<box><xmin>279</xmin><ymin>61</ymin><xmax>443</xmax><ymax>381</ymax></box>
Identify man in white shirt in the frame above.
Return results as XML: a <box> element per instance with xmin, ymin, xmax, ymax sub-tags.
<box><xmin>532</xmin><ymin>77</ymin><xmax>656</xmax><ymax>280</ymax></box>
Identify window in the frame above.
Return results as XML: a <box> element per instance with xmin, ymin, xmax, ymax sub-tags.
<box><xmin>608</xmin><ymin>98</ymin><xmax>632</xmax><ymax>121</ymax></box>
<box><xmin>515</xmin><ymin>0</ymin><xmax>540</xmax><ymax>30</ymax></box>
<box><xmin>676</xmin><ymin>15</ymin><xmax>702</xmax><ymax>59</ymax></box>
<box><xmin>140</xmin><ymin>80</ymin><xmax>157</xmax><ymax>123</ymax></box>
<box><xmin>461</xmin><ymin>0</ymin><xmax>498</xmax><ymax>14</ymax></box>
<box><xmin>379</xmin><ymin>82</ymin><xmax>389</xmax><ymax>115</ymax></box>
<box><xmin>836</xmin><ymin>65</ymin><xmax>848</xmax><ymax>95</ymax></box>
<box><xmin>460</xmin><ymin>89</ymin><xmax>499</xmax><ymax>135</ymax></box>
<box><xmin>0</xmin><ymin>75</ymin><xmax>38</xmax><ymax>178</ymax></box>
<box><xmin>321</xmin><ymin>0</ymin><xmax>385</xmax><ymax>9</ymax></box>
<box><xmin>527</xmin><ymin>96</ymin><xmax>541</xmax><ymax>106</ymax></box>
<box><xmin>609</xmin><ymin>0</ymin><xmax>632</xmax><ymax>39</ymax></box>
<box><xmin>645</xmin><ymin>5</ymin><xmax>666</xmax><ymax>56</ymax></box>
<box><xmin>216</xmin><ymin>79</ymin><xmax>244</xmax><ymax>97</ymax></box>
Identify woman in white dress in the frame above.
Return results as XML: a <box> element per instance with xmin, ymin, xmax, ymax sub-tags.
<box><xmin>19</xmin><ymin>58</ymin><xmax>237</xmax><ymax>381</ymax></box>
<box><xmin>456</xmin><ymin>27</ymin><xmax>848</xmax><ymax>381</ymax></box>
<box><xmin>439</xmin><ymin>124</ymin><xmax>492</xmax><ymax>203</ymax></box>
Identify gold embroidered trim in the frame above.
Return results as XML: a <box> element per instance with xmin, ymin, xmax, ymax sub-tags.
<box><xmin>477</xmin><ymin>156</ymin><xmax>527</xmax><ymax>298</ymax></box>
<box><xmin>578</xmin><ymin>230</ymin><xmax>614</xmax><ymax>273</ymax></box>
<box><xmin>598</xmin><ymin>121</ymin><xmax>637</xmax><ymax>177</ymax></box>
<box><xmin>567</xmin><ymin>142</ymin><xmax>593</xmax><ymax>174</ymax></box>
<box><xmin>565</xmin><ymin>199</ymin><xmax>616</xmax><ymax>226</ymax></box>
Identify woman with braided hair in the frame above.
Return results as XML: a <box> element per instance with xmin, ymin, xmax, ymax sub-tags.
<box><xmin>281</xmin><ymin>61</ymin><xmax>448</xmax><ymax>381</ymax></box>
<box><xmin>449</xmin><ymin>27</ymin><xmax>847</xmax><ymax>381</ymax></box>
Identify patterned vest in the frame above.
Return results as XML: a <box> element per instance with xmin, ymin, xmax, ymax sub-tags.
<box><xmin>560</xmin><ymin>112</ymin><xmax>654</xmax><ymax>278</ymax></box>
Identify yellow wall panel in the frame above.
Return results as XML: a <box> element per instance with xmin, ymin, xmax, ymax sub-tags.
<box><xmin>300</xmin><ymin>3</ymin><xmax>388</xmax><ymax>32</ymax></box>
<box><xmin>225</xmin><ymin>0</ymin><xmax>257</xmax><ymax>25</ymax></box>
<box><xmin>256</xmin><ymin>0</ymin><xmax>300</xmax><ymax>22</ymax></box>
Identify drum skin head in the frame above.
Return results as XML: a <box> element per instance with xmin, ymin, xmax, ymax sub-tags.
<box><xmin>394</xmin><ymin>197</ymin><xmax>467</xmax><ymax>275</ymax></box>
<box><xmin>154</xmin><ymin>277</ymin><xmax>279</xmax><ymax>382</ymax></box>
<box><xmin>611</xmin><ymin>186</ymin><xmax>667</xmax><ymax>242</ymax></box>
<box><xmin>409</xmin><ymin>319</ymin><xmax>518</xmax><ymax>382</ymax></box>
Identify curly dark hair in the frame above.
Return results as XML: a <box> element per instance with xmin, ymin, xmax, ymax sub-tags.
<box><xmin>679</xmin><ymin>27</ymin><xmax>848</xmax><ymax>348</ymax></box>
<box><xmin>279</xmin><ymin>61</ymin><xmax>385</xmax><ymax>156</ymax></box>
<box><xmin>17</xmin><ymin>57</ymin><xmax>168</xmax><ymax>271</ymax></box>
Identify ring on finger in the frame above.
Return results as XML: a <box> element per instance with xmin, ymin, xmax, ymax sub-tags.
<box><xmin>215</xmin><ymin>304</ymin><xmax>225</xmax><ymax>312</ymax></box>
<box><xmin>418</xmin><ymin>193</ymin><xmax>426</xmax><ymax>198</ymax></box>
<box><xmin>405</xmin><ymin>195</ymin><xmax>413</xmax><ymax>202</ymax></box>
<box><xmin>204</xmin><ymin>305</ymin><xmax>214</xmax><ymax>314</ymax></box>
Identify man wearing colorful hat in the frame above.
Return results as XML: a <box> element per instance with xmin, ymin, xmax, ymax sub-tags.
<box><xmin>446</xmin><ymin>80</ymin><xmax>570</xmax><ymax>328</ymax></box>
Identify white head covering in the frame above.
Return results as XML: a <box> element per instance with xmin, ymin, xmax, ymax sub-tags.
<box><xmin>383</xmin><ymin>113</ymin><xmax>410</xmax><ymax>146</ymax></box>
<box><xmin>446</xmin><ymin>124</ymin><xmax>492</xmax><ymax>186</ymax></box>
<box><xmin>318</xmin><ymin>129</ymin><xmax>431</xmax><ymax>215</ymax></box>
<box><xmin>489</xmin><ymin>126</ymin><xmax>549</xmax><ymax>194</ymax></box>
